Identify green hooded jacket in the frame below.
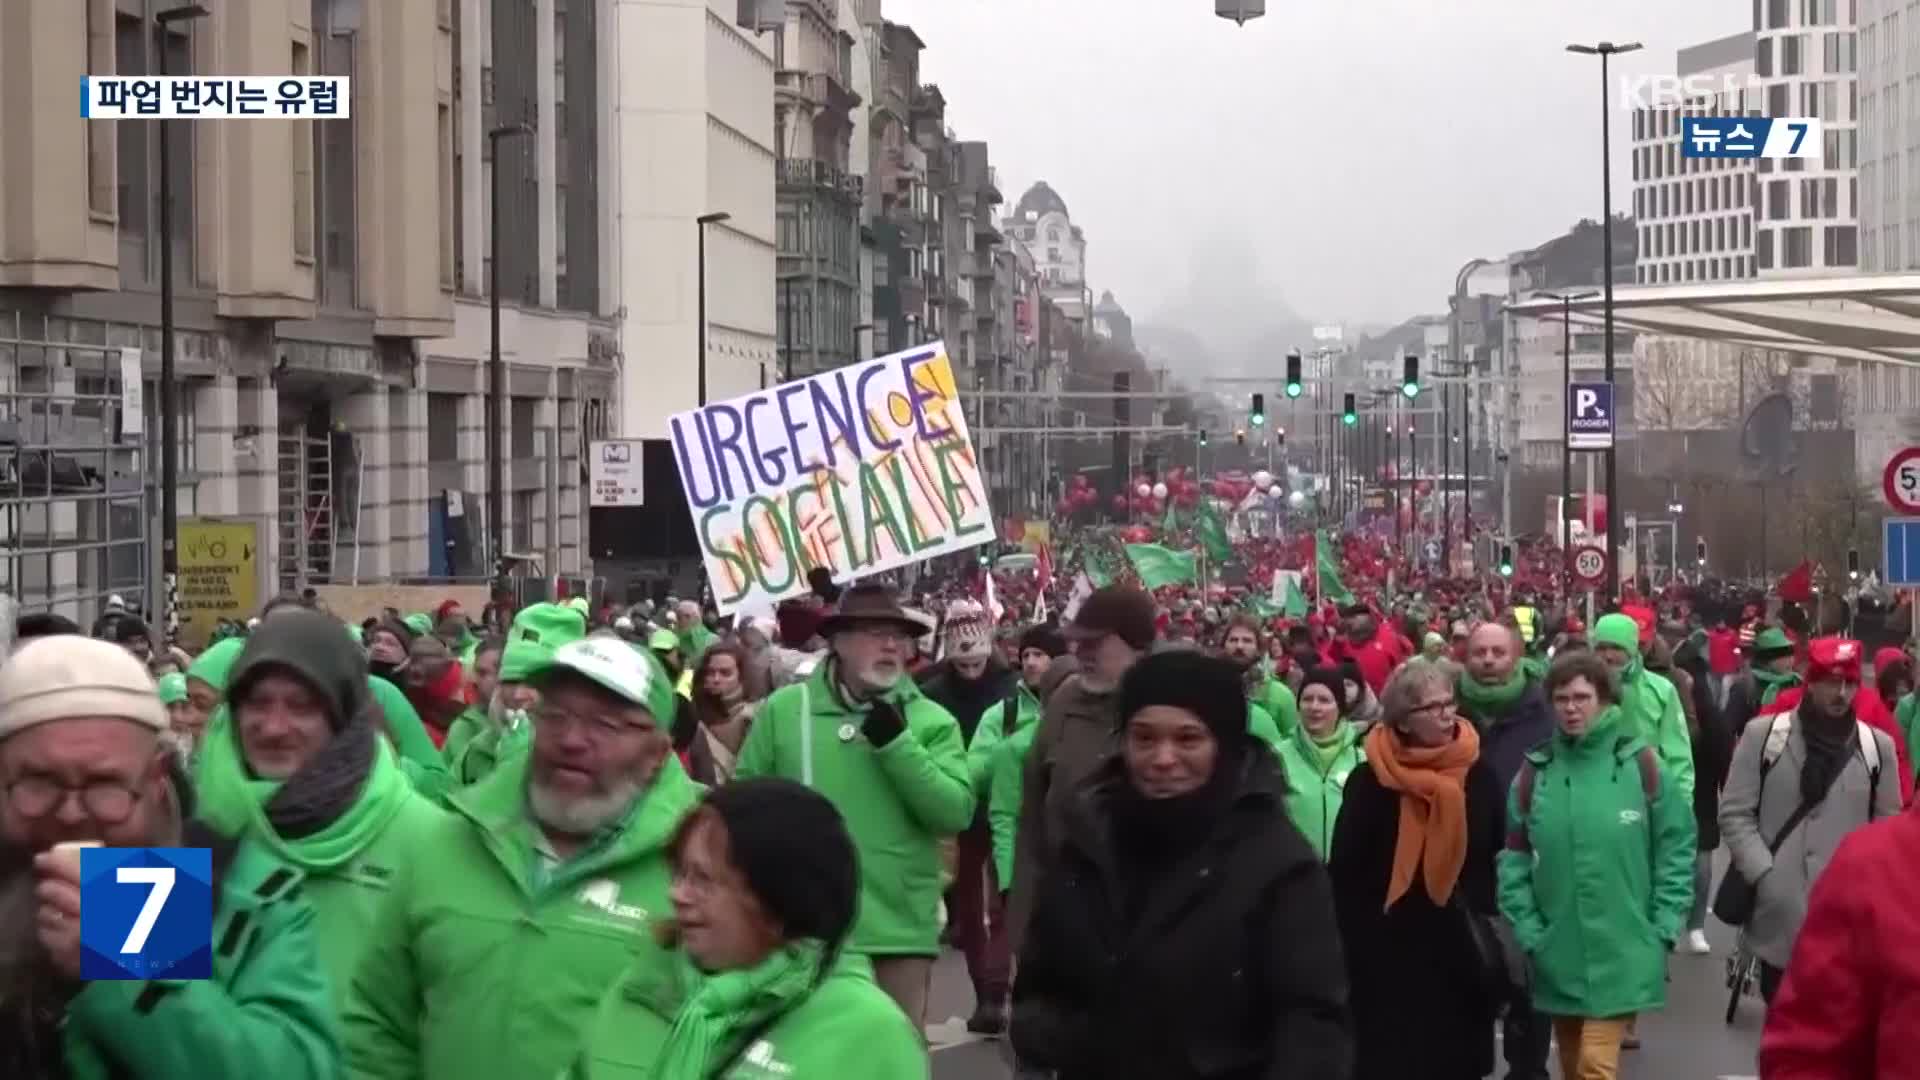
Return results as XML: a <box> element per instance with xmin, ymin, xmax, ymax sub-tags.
<box><xmin>1275</xmin><ymin>720</ymin><xmax>1363</xmax><ymax>859</ymax></box>
<box><xmin>1252</xmin><ymin>674</ymin><xmax>1300</xmax><ymax>741</ymax></box>
<box><xmin>441</xmin><ymin>705</ymin><xmax>488</xmax><ymax>771</ymax></box>
<box><xmin>734</xmin><ymin>662</ymin><xmax>975</xmax><ymax>957</ymax></box>
<box><xmin>569</xmin><ymin>944</ymin><xmax>925</xmax><ymax>1080</ymax></box>
<box><xmin>1591</xmin><ymin>613</ymin><xmax>1695</xmax><ymax>801</ymax></box>
<box><xmin>1496</xmin><ymin>705</ymin><xmax>1696</xmax><ymax>1019</ymax></box>
<box><xmin>963</xmin><ymin>682</ymin><xmax>1043</xmax><ymax>794</ymax></box>
<box><xmin>187</xmin><ymin>638</ymin><xmax>247</xmax><ymax>696</ymax></box>
<box><xmin>62</xmin><ymin>836</ymin><xmax>341</xmax><ymax>1080</ymax></box>
<box><xmin>342</xmin><ymin>750</ymin><xmax>704</xmax><ymax>1080</ymax></box>
<box><xmin>195</xmin><ymin>610</ymin><xmax>451</xmax><ymax>1011</ymax></box>
<box><xmin>1896</xmin><ymin>692</ymin><xmax>1920</xmax><ymax>781</ymax></box>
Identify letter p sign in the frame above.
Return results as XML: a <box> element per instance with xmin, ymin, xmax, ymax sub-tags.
<box><xmin>1567</xmin><ymin>381</ymin><xmax>1614</xmax><ymax>451</ymax></box>
<box><xmin>1575</xmin><ymin>388</ymin><xmax>1599</xmax><ymax>417</ymax></box>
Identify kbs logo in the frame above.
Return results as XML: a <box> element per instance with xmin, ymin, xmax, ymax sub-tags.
<box><xmin>1619</xmin><ymin>73</ymin><xmax>1764</xmax><ymax>111</ymax></box>
<box><xmin>78</xmin><ymin>848</ymin><xmax>214</xmax><ymax>980</ymax></box>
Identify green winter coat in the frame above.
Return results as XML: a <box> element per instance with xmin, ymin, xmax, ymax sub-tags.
<box><xmin>1590</xmin><ymin>616</ymin><xmax>1694</xmax><ymax>802</ymax></box>
<box><xmin>568</xmin><ymin>944</ymin><xmax>926</xmax><ymax>1080</ymax></box>
<box><xmin>441</xmin><ymin>705</ymin><xmax>488</xmax><ymax>771</ymax></box>
<box><xmin>342</xmin><ymin>750</ymin><xmax>704</xmax><ymax>1080</ymax></box>
<box><xmin>1247</xmin><ymin>702</ymin><xmax>1284</xmax><ymax>759</ymax></box>
<box><xmin>1252</xmin><ymin>674</ymin><xmax>1300</xmax><ymax>741</ymax></box>
<box><xmin>964</xmin><ymin>682</ymin><xmax>1043</xmax><ymax>794</ymax></box>
<box><xmin>1496</xmin><ymin>705</ymin><xmax>1696</xmax><ymax>1019</ymax></box>
<box><xmin>988</xmin><ymin>721</ymin><xmax>1038</xmax><ymax>889</ymax></box>
<box><xmin>1897</xmin><ymin>692</ymin><xmax>1920</xmax><ymax>782</ymax></box>
<box><xmin>734</xmin><ymin>663</ymin><xmax>975</xmax><ymax>957</ymax></box>
<box><xmin>63</xmin><ymin>835</ymin><xmax>340</xmax><ymax>1080</ymax></box>
<box><xmin>365</xmin><ymin>675</ymin><xmax>453</xmax><ymax>801</ymax></box>
<box><xmin>1275</xmin><ymin>720</ymin><xmax>1363</xmax><ymax>859</ymax></box>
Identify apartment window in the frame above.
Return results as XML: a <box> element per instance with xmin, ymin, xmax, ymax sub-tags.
<box><xmin>1782</xmin><ymin>34</ymin><xmax>1803</xmax><ymax>75</ymax></box>
<box><xmin>511</xmin><ymin>490</ymin><xmax>535</xmax><ymax>551</ymax></box>
<box><xmin>1758</xmin><ymin>227</ymin><xmax>1776</xmax><ymax>268</ymax></box>
<box><xmin>1758</xmin><ymin>35</ymin><xmax>1776</xmax><ymax>75</ymax></box>
<box><xmin>1824</xmin><ymin>224</ymin><xmax>1857</xmax><ymax>265</ymax></box>
<box><xmin>438</xmin><ymin>103</ymin><xmax>454</xmax><ymax>287</ymax></box>
<box><xmin>86</xmin><ymin>0</ymin><xmax>115</xmax><ymax>217</ymax></box>
<box><xmin>426</xmin><ymin>393</ymin><xmax>461</xmax><ymax>461</ymax></box>
<box><xmin>1769</xmin><ymin>82</ymin><xmax>1791</xmax><ymax>116</ymax></box>
<box><xmin>510</xmin><ymin>399</ymin><xmax>536</xmax><ymax>458</ymax></box>
<box><xmin>292</xmin><ymin>41</ymin><xmax>315</xmax><ymax>260</ymax></box>
<box><xmin>1783</xmin><ymin>225</ymin><xmax>1813</xmax><ymax>267</ymax></box>
<box><xmin>1768</xmin><ymin>178</ymin><xmax>1791</xmax><ymax>220</ymax></box>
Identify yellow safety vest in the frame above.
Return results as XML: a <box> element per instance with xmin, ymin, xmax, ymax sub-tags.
<box><xmin>1513</xmin><ymin>605</ymin><xmax>1537</xmax><ymax>644</ymax></box>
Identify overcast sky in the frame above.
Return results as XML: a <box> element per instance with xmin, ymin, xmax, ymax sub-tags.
<box><xmin>885</xmin><ymin>0</ymin><xmax>1748</xmax><ymax>332</ymax></box>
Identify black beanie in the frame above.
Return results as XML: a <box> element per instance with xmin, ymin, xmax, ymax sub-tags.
<box><xmin>1019</xmin><ymin>624</ymin><xmax>1068</xmax><ymax>659</ymax></box>
<box><xmin>1298</xmin><ymin>665</ymin><xmax>1352</xmax><ymax>716</ymax></box>
<box><xmin>693</xmin><ymin>778</ymin><xmax>859</xmax><ymax>950</ymax></box>
<box><xmin>1115</xmin><ymin>650</ymin><xmax>1250</xmax><ymax>756</ymax></box>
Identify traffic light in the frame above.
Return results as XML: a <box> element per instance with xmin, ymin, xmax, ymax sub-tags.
<box><xmin>1235</xmin><ymin>428</ymin><xmax>1247</xmax><ymax>446</ymax></box>
<box><xmin>1285</xmin><ymin>352</ymin><xmax>1303</xmax><ymax>398</ymax></box>
<box><xmin>1342</xmin><ymin>393</ymin><xmax>1357</xmax><ymax>426</ymax></box>
<box><xmin>1695</xmin><ymin>538</ymin><xmax>1707</xmax><ymax>566</ymax></box>
<box><xmin>1402</xmin><ymin>355</ymin><xmax>1420</xmax><ymax>399</ymax></box>
<box><xmin>1250</xmin><ymin>393</ymin><xmax>1266</xmax><ymax>427</ymax></box>
<box><xmin>1198</xmin><ymin>429</ymin><xmax>1209</xmax><ymax>447</ymax></box>
<box><xmin>1276</xmin><ymin>426</ymin><xmax>1287</xmax><ymax>446</ymax></box>
<box><xmin>1498</xmin><ymin>542</ymin><xmax>1514</xmax><ymax>578</ymax></box>
<box><xmin>1848</xmin><ymin>547</ymin><xmax>1861</xmax><ymax>580</ymax></box>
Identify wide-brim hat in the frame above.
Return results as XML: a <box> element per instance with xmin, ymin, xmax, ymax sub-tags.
<box><xmin>816</xmin><ymin>582</ymin><xmax>931</xmax><ymax>639</ymax></box>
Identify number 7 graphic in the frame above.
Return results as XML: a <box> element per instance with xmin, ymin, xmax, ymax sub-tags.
<box><xmin>1787</xmin><ymin>122</ymin><xmax>1810</xmax><ymax>154</ymax></box>
<box><xmin>117</xmin><ymin>866</ymin><xmax>176</xmax><ymax>954</ymax></box>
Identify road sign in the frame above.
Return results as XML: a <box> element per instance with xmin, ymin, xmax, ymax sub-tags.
<box><xmin>1885</xmin><ymin>517</ymin><xmax>1920</xmax><ymax>587</ymax></box>
<box><xmin>589</xmin><ymin>439</ymin><xmax>645</xmax><ymax>507</ymax></box>
<box><xmin>1572</xmin><ymin>545</ymin><xmax>1608</xmax><ymax>587</ymax></box>
<box><xmin>1567</xmin><ymin>382</ymin><xmax>1615</xmax><ymax>450</ymax></box>
<box><xmin>1882</xmin><ymin>447</ymin><xmax>1920</xmax><ymax>514</ymax></box>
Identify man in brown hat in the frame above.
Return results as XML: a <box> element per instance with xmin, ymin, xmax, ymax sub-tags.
<box><xmin>735</xmin><ymin>581</ymin><xmax>974</xmax><ymax>1031</ymax></box>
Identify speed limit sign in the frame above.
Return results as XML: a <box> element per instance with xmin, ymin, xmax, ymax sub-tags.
<box><xmin>1572</xmin><ymin>545</ymin><xmax>1608</xmax><ymax>588</ymax></box>
<box><xmin>1884</xmin><ymin>447</ymin><xmax>1920</xmax><ymax>514</ymax></box>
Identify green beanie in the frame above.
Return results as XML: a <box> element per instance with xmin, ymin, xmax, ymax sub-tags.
<box><xmin>157</xmin><ymin>672</ymin><xmax>189</xmax><ymax>706</ymax></box>
<box><xmin>500</xmin><ymin>602</ymin><xmax>589</xmax><ymax>683</ymax></box>
<box><xmin>1593</xmin><ymin>613</ymin><xmax>1641</xmax><ymax>655</ymax></box>
<box><xmin>403</xmin><ymin>613</ymin><xmax>434</xmax><ymax>637</ymax></box>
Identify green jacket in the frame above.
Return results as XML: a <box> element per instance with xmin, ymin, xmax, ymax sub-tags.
<box><xmin>1496</xmin><ymin>706</ymin><xmax>1696</xmax><ymax>1019</ymax></box>
<box><xmin>569</xmin><ymin>946</ymin><xmax>925</xmax><ymax>1080</ymax></box>
<box><xmin>734</xmin><ymin>664</ymin><xmax>975</xmax><ymax>956</ymax></box>
<box><xmin>441</xmin><ymin>705</ymin><xmax>487</xmax><ymax>771</ymax></box>
<box><xmin>1613</xmin><ymin>662</ymin><xmax>1694</xmax><ymax>803</ymax></box>
<box><xmin>1275</xmin><ymin>721</ymin><xmax>1362</xmax><ymax>859</ymax></box>
<box><xmin>988</xmin><ymin>722</ymin><xmax>1039</xmax><ymax>889</ymax></box>
<box><xmin>366</xmin><ymin>676</ymin><xmax>453</xmax><ymax>801</ymax></box>
<box><xmin>1247</xmin><ymin>702</ymin><xmax>1284</xmax><ymax>759</ymax></box>
<box><xmin>1252</xmin><ymin>674</ymin><xmax>1300</xmax><ymax>741</ymax></box>
<box><xmin>1897</xmin><ymin>692</ymin><xmax>1920</xmax><ymax>782</ymax></box>
<box><xmin>964</xmin><ymin>682</ymin><xmax>1043</xmax><ymax>794</ymax></box>
<box><xmin>64</xmin><ymin>834</ymin><xmax>340</xmax><ymax>1080</ymax></box>
<box><xmin>342</xmin><ymin>750</ymin><xmax>703</xmax><ymax>1080</ymax></box>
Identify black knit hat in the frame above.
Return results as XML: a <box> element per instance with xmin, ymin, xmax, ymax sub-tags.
<box><xmin>1019</xmin><ymin>624</ymin><xmax>1068</xmax><ymax>659</ymax></box>
<box><xmin>1115</xmin><ymin>650</ymin><xmax>1250</xmax><ymax>756</ymax></box>
<box><xmin>689</xmin><ymin>778</ymin><xmax>859</xmax><ymax>950</ymax></box>
<box><xmin>1297</xmin><ymin>665</ymin><xmax>1352</xmax><ymax>716</ymax></box>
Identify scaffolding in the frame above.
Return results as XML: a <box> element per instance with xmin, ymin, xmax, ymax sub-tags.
<box><xmin>276</xmin><ymin>425</ymin><xmax>334</xmax><ymax>593</ymax></box>
<box><xmin>0</xmin><ymin>311</ymin><xmax>152</xmax><ymax>623</ymax></box>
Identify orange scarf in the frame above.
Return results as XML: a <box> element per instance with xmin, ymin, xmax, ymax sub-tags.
<box><xmin>1363</xmin><ymin>721</ymin><xmax>1480</xmax><ymax>911</ymax></box>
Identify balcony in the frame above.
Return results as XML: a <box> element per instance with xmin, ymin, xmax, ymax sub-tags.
<box><xmin>778</xmin><ymin>158</ymin><xmax>864</xmax><ymax>205</ymax></box>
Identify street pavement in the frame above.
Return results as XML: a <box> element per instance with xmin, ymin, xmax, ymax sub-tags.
<box><xmin>927</xmin><ymin>916</ymin><xmax>1767</xmax><ymax>1079</ymax></box>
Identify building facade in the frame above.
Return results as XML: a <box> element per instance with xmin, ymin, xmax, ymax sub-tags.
<box><xmin>1006</xmin><ymin>181</ymin><xmax>1090</xmax><ymax>326</ymax></box>
<box><xmin>0</xmin><ymin>0</ymin><xmax>613</xmax><ymax>622</ymax></box>
<box><xmin>1753</xmin><ymin>0</ymin><xmax>1859</xmax><ymax>275</ymax></box>
<box><xmin>1631</xmin><ymin>32</ymin><xmax>1759</xmax><ymax>286</ymax></box>
<box><xmin>1859</xmin><ymin>0</ymin><xmax>1916</xmax><ymax>269</ymax></box>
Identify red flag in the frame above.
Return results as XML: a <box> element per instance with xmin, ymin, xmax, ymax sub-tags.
<box><xmin>1776</xmin><ymin>560</ymin><xmax>1814</xmax><ymax>603</ymax></box>
<box><xmin>1035</xmin><ymin>543</ymin><xmax>1054</xmax><ymax>591</ymax></box>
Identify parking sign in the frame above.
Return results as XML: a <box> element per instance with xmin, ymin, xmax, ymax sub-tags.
<box><xmin>1568</xmin><ymin>382</ymin><xmax>1614</xmax><ymax>451</ymax></box>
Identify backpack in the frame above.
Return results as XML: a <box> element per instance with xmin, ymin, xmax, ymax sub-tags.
<box><xmin>1758</xmin><ymin>713</ymin><xmax>1882</xmax><ymax>816</ymax></box>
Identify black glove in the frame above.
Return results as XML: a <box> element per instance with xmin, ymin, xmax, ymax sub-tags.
<box><xmin>863</xmin><ymin>700</ymin><xmax>906</xmax><ymax>748</ymax></box>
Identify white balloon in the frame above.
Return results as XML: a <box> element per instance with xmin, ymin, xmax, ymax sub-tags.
<box><xmin>1136</xmin><ymin>483</ymin><xmax>1152</xmax><ymax>498</ymax></box>
<box><xmin>1251</xmin><ymin>469</ymin><xmax>1274</xmax><ymax>490</ymax></box>
<box><xmin>1152</xmin><ymin>482</ymin><xmax>1169</xmax><ymax>499</ymax></box>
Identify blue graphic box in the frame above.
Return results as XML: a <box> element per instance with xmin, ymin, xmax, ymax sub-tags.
<box><xmin>78</xmin><ymin>846</ymin><xmax>213</xmax><ymax>980</ymax></box>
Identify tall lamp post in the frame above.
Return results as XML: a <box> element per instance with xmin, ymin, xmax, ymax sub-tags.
<box><xmin>1568</xmin><ymin>39</ymin><xmax>1640</xmax><ymax>601</ymax></box>
<box><xmin>486</xmin><ymin>122</ymin><xmax>532</xmax><ymax>580</ymax></box>
<box><xmin>155</xmin><ymin>2</ymin><xmax>207</xmax><ymax>638</ymax></box>
<box><xmin>1538</xmin><ymin>288</ymin><xmax>1598</xmax><ymax>597</ymax></box>
<box><xmin>696</xmin><ymin>211</ymin><xmax>731</xmax><ymax>405</ymax></box>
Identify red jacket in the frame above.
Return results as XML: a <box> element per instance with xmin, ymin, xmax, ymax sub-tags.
<box><xmin>1761</xmin><ymin>808</ymin><xmax>1920</xmax><ymax>1079</ymax></box>
<box><xmin>1707</xmin><ymin>627</ymin><xmax>1741</xmax><ymax>675</ymax></box>
<box><xmin>1343</xmin><ymin>639</ymin><xmax>1395</xmax><ymax>695</ymax></box>
<box><xmin>1760</xmin><ymin>686</ymin><xmax>1914</xmax><ymax>805</ymax></box>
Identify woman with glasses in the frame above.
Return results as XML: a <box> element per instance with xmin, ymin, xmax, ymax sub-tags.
<box><xmin>1498</xmin><ymin>651</ymin><xmax>1695</xmax><ymax>1080</ymax></box>
<box><xmin>1329</xmin><ymin>658</ymin><xmax>1506</xmax><ymax>1080</ymax></box>
<box><xmin>569</xmin><ymin>778</ymin><xmax>926</xmax><ymax>1079</ymax></box>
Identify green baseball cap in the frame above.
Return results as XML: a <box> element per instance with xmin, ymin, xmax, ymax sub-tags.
<box><xmin>500</xmin><ymin>602</ymin><xmax>589</xmax><ymax>683</ymax></box>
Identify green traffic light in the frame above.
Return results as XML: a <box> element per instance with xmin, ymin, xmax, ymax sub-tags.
<box><xmin>1250</xmin><ymin>413</ymin><xmax>1265</xmax><ymax>426</ymax></box>
<box><xmin>1342</xmin><ymin>412</ymin><xmax>1357</xmax><ymax>426</ymax></box>
<box><xmin>1285</xmin><ymin>382</ymin><xmax>1302</xmax><ymax>398</ymax></box>
<box><xmin>1500</xmin><ymin>564</ymin><xmax>1513</xmax><ymax>577</ymax></box>
<box><xmin>1401</xmin><ymin>382</ymin><xmax>1419</xmax><ymax>399</ymax></box>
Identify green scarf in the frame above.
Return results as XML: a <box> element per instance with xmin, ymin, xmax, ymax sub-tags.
<box><xmin>194</xmin><ymin>708</ymin><xmax>412</xmax><ymax>869</ymax></box>
<box><xmin>1756</xmin><ymin>666</ymin><xmax>1800</xmax><ymax>707</ymax></box>
<box><xmin>649</xmin><ymin>941</ymin><xmax>827</xmax><ymax>1080</ymax></box>
<box><xmin>1306</xmin><ymin>723</ymin><xmax>1355</xmax><ymax>773</ymax></box>
<box><xmin>1457</xmin><ymin>668</ymin><xmax>1529</xmax><ymax>720</ymax></box>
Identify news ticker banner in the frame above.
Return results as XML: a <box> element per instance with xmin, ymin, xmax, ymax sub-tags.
<box><xmin>668</xmin><ymin>342</ymin><xmax>993</xmax><ymax>615</ymax></box>
<box><xmin>76</xmin><ymin>847</ymin><xmax>214</xmax><ymax>981</ymax></box>
<box><xmin>83</xmin><ymin>76</ymin><xmax>349</xmax><ymax>119</ymax></box>
<box><xmin>1680</xmin><ymin>116</ymin><xmax>1821</xmax><ymax>159</ymax></box>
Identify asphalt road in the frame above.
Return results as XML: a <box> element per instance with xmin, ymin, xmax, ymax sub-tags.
<box><xmin>927</xmin><ymin>916</ymin><xmax>1768</xmax><ymax>1079</ymax></box>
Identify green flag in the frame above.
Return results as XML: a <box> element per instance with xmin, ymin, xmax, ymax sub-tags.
<box><xmin>1196</xmin><ymin>501</ymin><xmax>1234</xmax><ymax>565</ymax></box>
<box><xmin>1124</xmin><ymin>543</ymin><xmax>1198</xmax><ymax>589</ymax></box>
<box><xmin>1161</xmin><ymin>499</ymin><xmax>1179</xmax><ymax>536</ymax></box>
<box><xmin>1243</xmin><ymin>595</ymin><xmax>1282</xmax><ymax>619</ymax></box>
<box><xmin>1283</xmin><ymin>575</ymin><xmax>1309</xmax><ymax>618</ymax></box>
<box><xmin>1315</xmin><ymin>530</ymin><xmax>1352</xmax><ymax>603</ymax></box>
<box><xmin>1084</xmin><ymin>547</ymin><xmax>1118</xmax><ymax>588</ymax></box>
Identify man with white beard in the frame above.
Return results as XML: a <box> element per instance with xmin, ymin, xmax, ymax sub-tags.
<box><xmin>344</xmin><ymin>637</ymin><xmax>701</xmax><ymax>1080</ymax></box>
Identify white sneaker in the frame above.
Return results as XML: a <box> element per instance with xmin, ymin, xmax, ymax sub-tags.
<box><xmin>1686</xmin><ymin>929</ymin><xmax>1711</xmax><ymax>954</ymax></box>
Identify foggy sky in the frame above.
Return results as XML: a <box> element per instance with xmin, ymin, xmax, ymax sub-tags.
<box><xmin>886</xmin><ymin>0</ymin><xmax>1747</xmax><ymax>332</ymax></box>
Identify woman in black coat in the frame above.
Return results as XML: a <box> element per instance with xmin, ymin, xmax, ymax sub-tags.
<box><xmin>1675</xmin><ymin>635</ymin><xmax>1732</xmax><ymax>953</ymax></box>
<box><xmin>1328</xmin><ymin>659</ymin><xmax>1506</xmax><ymax>1080</ymax></box>
<box><xmin>1011</xmin><ymin>651</ymin><xmax>1352</xmax><ymax>1080</ymax></box>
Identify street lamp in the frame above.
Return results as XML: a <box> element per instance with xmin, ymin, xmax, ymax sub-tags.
<box><xmin>155</xmin><ymin>2</ymin><xmax>207</xmax><ymax>639</ymax></box>
<box><xmin>1568</xmin><ymin>39</ymin><xmax>1641</xmax><ymax>601</ymax></box>
<box><xmin>486</xmin><ymin>122</ymin><xmax>532</xmax><ymax>579</ymax></box>
<box><xmin>1538</xmin><ymin>288</ymin><xmax>1598</xmax><ymax>595</ymax></box>
<box><xmin>696</xmin><ymin>211</ymin><xmax>731</xmax><ymax>405</ymax></box>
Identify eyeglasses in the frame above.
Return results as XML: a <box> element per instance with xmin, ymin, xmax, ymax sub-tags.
<box><xmin>4</xmin><ymin>776</ymin><xmax>144</xmax><ymax>824</ymax></box>
<box><xmin>1408</xmin><ymin>698</ymin><xmax>1456</xmax><ymax>719</ymax></box>
<box><xmin>535</xmin><ymin>705</ymin><xmax>650</xmax><ymax>741</ymax></box>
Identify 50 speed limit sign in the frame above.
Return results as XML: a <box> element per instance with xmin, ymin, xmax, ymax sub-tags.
<box><xmin>1572</xmin><ymin>545</ymin><xmax>1608</xmax><ymax>587</ymax></box>
<box><xmin>1885</xmin><ymin>447</ymin><xmax>1920</xmax><ymax>514</ymax></box>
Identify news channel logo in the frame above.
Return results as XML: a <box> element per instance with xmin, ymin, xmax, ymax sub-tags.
<box><xmin>1680</xmin><ymin>117</ymin><xmax>1822</xmax><ymax>160</ymax></box>
<box><xmin>1618</xmin><ymin>72</ymin><xmax>1764</xmax><ymax>111</ymax></box>
<box><xmin>77</xmin><ymin>847</ymin><xmax>214</xmax><ymax>981</ymax></box>
<box><xmin>82</xmin><ymin>76</ymin><xmax>349</xmax><ymax>119</ymax></box>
